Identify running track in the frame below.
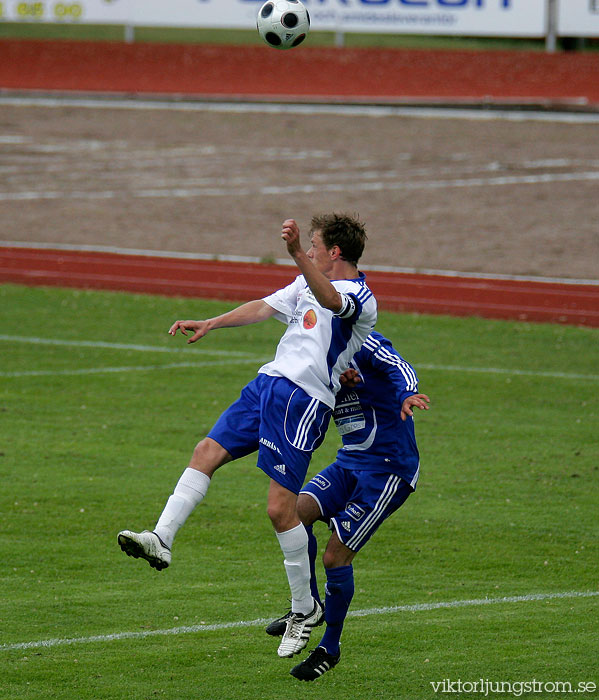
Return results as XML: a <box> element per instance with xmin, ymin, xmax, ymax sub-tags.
<box><xmin>2</xmin><ymin>245</ymin><xmax>598</xmax><ymax>326</ymax></box>
<box><xmin>1</xmin><ymin>42</ymin><xmax>598</xmax><ymax>326</ymax></box>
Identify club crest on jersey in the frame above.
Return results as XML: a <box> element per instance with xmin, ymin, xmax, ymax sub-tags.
<box><xmin>346</xmin><ymin>502</ymin><xmax>365</xmax><ymax>521</ymax></box>
<box><xmin>312</xmin><ymin>474</ymin><xmax>331</xmax><ymax>491</ymax></box>
<box><xmin>303</xmin><ymin>309</ymin><xmax>317</xmax><ymax>329</ymax></box>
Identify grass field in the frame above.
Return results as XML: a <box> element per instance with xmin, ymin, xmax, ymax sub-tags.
<box><xmin>1</xmin><ymin>283</ymin><xmax>597</xmax><ymax>700</ymax></box>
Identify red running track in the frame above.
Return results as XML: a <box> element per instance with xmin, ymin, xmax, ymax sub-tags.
<box><xmin>1</xmin><ymin>247</ymin><xmax>598</xmax><ymax>327</ymax></box>
<box><xmin>1</xmin><ymin>40</ymin><xmax>599</xmax><ymax>105</ymax></box>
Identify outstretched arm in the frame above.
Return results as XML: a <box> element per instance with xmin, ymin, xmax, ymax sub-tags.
<box><xmin>169</xmin><ymin>299</ymin><xmax>277</xmax><ymax>344</ymax></box>
<box><xmin>281</xmin><ymin>218</ymin><xmax>343</xmax><ymax>313</ymax></box>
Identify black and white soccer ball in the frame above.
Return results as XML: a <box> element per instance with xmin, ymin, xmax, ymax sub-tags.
<box><xmin>257</xmin><ymin>0</ymin><xmax>310</xmax><ymax>50</ymax></box>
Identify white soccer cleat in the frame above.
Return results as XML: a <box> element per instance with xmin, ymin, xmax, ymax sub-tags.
<box><xmin>277</xmin><ymin>600</ymin><xmax>324</xmax><ymax>658</ymax></box>
<box><xmin>117</xmin><ymin>529</ymin><xmax>171</xmax><ymax>571</ymax></box>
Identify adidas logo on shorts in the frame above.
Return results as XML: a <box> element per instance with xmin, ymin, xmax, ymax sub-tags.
<box><xmin>341</xmin><ymin>521</ymin><xmax>351</xmax><ymax>532</ymax></box>
<box><xmin>274</xmin><ymin>464</ymin><xmax>286</xmax><ymax>475</ymax></box>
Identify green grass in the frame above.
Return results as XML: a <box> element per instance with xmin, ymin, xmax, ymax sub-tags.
<box><xmin>3</xmin><ymin>21</ymin><xmax>596</xmax><ymax>52</ymax></box>
<box><xmin>0</xmin><ymin>283</ymin><xmax>598</xmax><ymax>699</ymax></box>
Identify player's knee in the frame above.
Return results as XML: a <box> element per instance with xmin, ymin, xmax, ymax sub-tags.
<box><xmin>297</xmin><ymin>492</ymin><xmax>324</xmax><ymax>527</ymax></box>
<box><xmin>266</xmin><ymin>501</ymin><xmax>280</xmax><ymax>526</ymax></box>
<box><xmin>322</xmin><ymin>549</ymin><xmax>342</xmax><ymax>569</ymax></box>
<box><xmin>297</xmin><ymin>493</ymin><xmax>317</xmax><ymax>525</ymax></box>
<box><xmin>322</xmin><ymin>537</ymin><xmax>355</xmax><ymax>569</ymax></box>
<box><xmin>266</xmin><ymin>502</ymin><xmax>295</xmax><ymax>531</ymax></box>
<box><xmin>191</xmin><ymin>439</ymin><xmax>211</xmax><ymax>466</ymax></box>
<box><xmin>189</xmin><ymin>437</ymin><xmax>229</xmax><ymax>476</ymax></box>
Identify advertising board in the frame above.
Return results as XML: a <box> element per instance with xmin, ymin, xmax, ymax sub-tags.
<box><xmin>0</xmin><ymin>0</ymin><xmax>548</xmax><ymax>38</ymax></box>
<box><xmin>557</xmin><ymin>0</ymin><xmax>599</xmax><ymax>37</ymax></box>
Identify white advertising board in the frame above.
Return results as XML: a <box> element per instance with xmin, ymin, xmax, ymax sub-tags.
<box><xmin>0</xmin><ymin>0</ymin><xmax>131</xmax><ymax>23</ymax></box>
<box><xmin>557</xmin><ymin>0</ymin><xmax>599</xmax><ymax>37</ymax></box>
<box><xmin>304</xmin><ymin>0</ymin><xmax>547</xmax><ymax>37</ymax></box>
<box><xmin>0</xmin><ymin>0</ymin><xmax>547</xmax><ymax>38</ymax></box>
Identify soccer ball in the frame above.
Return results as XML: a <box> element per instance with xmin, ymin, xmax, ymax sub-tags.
<box><xmin>256</xmin><ymin>0</ymin><xmax>310</xmax><ymax>50</ymax></box>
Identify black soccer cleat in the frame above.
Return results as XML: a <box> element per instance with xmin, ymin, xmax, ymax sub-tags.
<box><xmin>266</xmin><ymin>604</ymin><xmax>325</xmax><ymax>637</ymax></box>
<box><xmin>290</xmin><ymin>645</ymin><xmax>341</xmax><ymax>681</ymax></box>
<box><xmin>265</xmin><ymin>610</ymin><xmax>293</xmax><ymax>636</ymax></box>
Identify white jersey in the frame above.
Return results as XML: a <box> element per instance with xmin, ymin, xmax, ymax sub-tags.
<box><xmin>259</xmin><ymin>273</ymin><xmax>377</xmax><ymax>409</ymax></box>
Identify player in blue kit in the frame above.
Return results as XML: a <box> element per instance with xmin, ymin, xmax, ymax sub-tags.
<box><xmin>266</xmin><ymin>331</ymin><xmax>430</xmax><ymax>679</ymax></box>
<box><xmin>118</xmin><ymin>214</ymin><xmax>377</xmax><ymax>660</ymax></box>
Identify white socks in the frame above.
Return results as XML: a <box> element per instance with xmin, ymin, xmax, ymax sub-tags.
<box><xmin>154</xmin><ymin>468</ymin><xmax>211</xmax><ymax>549</ymax></box>
<box><xmin>276</xmin><ymin>523</ymin><xmax>314</xmax><ymax>615</ymax></box>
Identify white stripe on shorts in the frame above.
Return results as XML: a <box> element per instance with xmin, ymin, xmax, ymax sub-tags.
<box><xmin>346</xmin><ymin>475</ymin><xmax>401</xmax><ymax>550</ymax></box>
<box><xmin>290</xmin><ymin>396</ymin><xmax>319</xmax><ymax>450</ymax></box>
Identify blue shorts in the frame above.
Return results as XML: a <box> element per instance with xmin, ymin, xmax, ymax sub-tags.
<box><xmin>208</xmin><ymin>374</ymin><xmax>331</xmax><ymax>494</ymax></box>
<box><xmin>301</xmin><ymin>463</ymin><xmax>412</xmax><ymax>552</ymax></box>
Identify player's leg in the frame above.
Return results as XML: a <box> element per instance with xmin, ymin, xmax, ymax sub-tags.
<box><xmin>289</xmin><ymin>533</ymin><xmax>353</xmax><ymax>681</ymax></box>
<box><xmin>268</xmin><ymin>480</ymin><xmax>321</xmax><ymax>608</ymax></box>
<box><xmin>316</xmin><ymin>532</ymin><xmax>356</xmax><ymax>655</ymax></box>
<box><xmin>152</xmin><ymin>437</ymin><xmax>232</xmax><ymax>547</ymax></box>
<box><xmin>117</xmin><ymin>438</ymin><xmax>231</xmax><ymax>569</ymax></box>
<box><xmin>265</xmin><ymin>492</ymin><xmax>323</xmax><ymax>637</ymax></box>
<box><xmin>266</xmin><ymin>463</ymin><xmax>351</xmax><ymax>633</ymax></box>
<box><xmin>268</xmin><ymin>480</ymin><xmax>311</xmax><ymax>614</ymax></box>
<box><xmin>298</xmin><ymin>493</ymin><xmax>324</xmax><ymax>606</ymax></box>
<box><xmin>257</xmin><ymin>379</ymin><xmax>331</xmax><ymax>657</ymax></box>
<box><xmin>267</xmin><ymin>480</ymin><xmax>324</xmax><ymax>658</ymax></box>
<box><xmin>118</xmin><ymin>377</ymin><xmax>262</xmax><ymax>570</ymax></box>
<box><xmin>291</xmin><ymin>472</ymin><xmax>413</xmax><ymax>681</ymax></box>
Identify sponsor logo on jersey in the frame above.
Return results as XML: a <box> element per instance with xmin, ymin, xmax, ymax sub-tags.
<box><xmin>346</xmin><ymin>502</ymin><xmax>365</xmax><ymax>522</ymax></box>
<box><xmin>341</xmin><ymin>520</ymin><xmax>352</xmax><ymax>533</ymax></box>
<box><xmin>312</xmin><ymin>474</ymin><xmax>331</xmax><ymax>491</ymax></box>
<box><xmin>303</xmin><ymin>308</ymin><xmax>317</xmax><ymax>329</ymax></box>
<box><xmin>259</xmin><ymin>437</ymin><xmax>282</xmax><ymax>455</ymax></box>
<box><xmin>273</xmin><ymin>464</ymin><xmax>286</xmax><ymax>475</ymax></box>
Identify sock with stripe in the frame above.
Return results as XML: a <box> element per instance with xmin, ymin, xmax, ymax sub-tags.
<box><xmin>318</xmin><ymin>565</ymin><xmax>354</xmax><ymax>656</ymax></box>
<box><xmin>276</xmin><ymin>523</ymin><xmax>314</xmax><ymax>616</ymax></box>
<box><xmin>154</xmin><ymin>467</ymin><xmax>211</xmax><ymax>549</ymax></box>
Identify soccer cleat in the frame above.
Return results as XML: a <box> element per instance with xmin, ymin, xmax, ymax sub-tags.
<box><xmin>277</xmin><ymin>600</ymin><xmax>324</xmax><ymax>658</ymax></box>
<box><xmin>117</xmin><ymin>529</ymin><xmax>171</xmax><ymax>571</ymax></box>
<box><xmin>290</xmin><ymin>646</ymin><xmax>341</xmax><ymax>681</ymax></box>
<box><xmin>265</xmin><ymin>609</ymin><xmax>294</xmax><ymax>637</ymax></box>
<box><xmin>266</xmin><ymin>605</ymin><xmax>325</xmax><ymax>636</ymax></box>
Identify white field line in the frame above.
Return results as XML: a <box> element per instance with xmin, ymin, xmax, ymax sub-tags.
<box><xmin>2</xmin><ymin>170</ymin><xmax>599</xmax><ymax>202</ymax></box>
<box><xmin>417</xmin><ymin>363</ymin><xmax>599</xmax><ymax>382</ymax></box>
<box><xmin>0</xmin><ymin>360</ymin><xmax>266</xmax><ymax>377</ymax></box>
<box><xmin>1</xmin><ymin>335</ymin><xmax>597</xmax><ymax>381</ymax></box>
<box><xmin>3</xmin><ymin>96</ymin><xmax>599</xmax><ymax>124</ymax></box>
<box><xmin>1</xmin><ymin>590</ymin><xmax>597</xmax><ymax>653</ymax></box>
<box><xmin>0</xmin><ymin>335</ymin><xmax>259</xmax><ymax>358</ymax></box>
<box><xmin>2</xmin><ymin>240</ymin><xmax>597</xmax><ymax>286</ymax></box>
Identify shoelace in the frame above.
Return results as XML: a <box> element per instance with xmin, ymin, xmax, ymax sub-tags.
<box><xmin>285</xmin><ymin>614</ymin><xmax>307</xmax><ymax>639</ymax></box>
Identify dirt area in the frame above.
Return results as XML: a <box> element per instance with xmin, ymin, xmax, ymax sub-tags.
<box><xmin>1</xmin><ymin>102</ymin><xmax>598</xmax><ymax>280</ymax></box>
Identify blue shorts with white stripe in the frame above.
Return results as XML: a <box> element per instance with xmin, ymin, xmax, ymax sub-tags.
<box><xmin>208</xmin><ymin>374</ymin><xmax>332</xmax><ymax>494</ymax></box>
<box><xmin>301</xmin><ymin>463</ymin><xmax>412</xmax><ymax>552</ymax></box>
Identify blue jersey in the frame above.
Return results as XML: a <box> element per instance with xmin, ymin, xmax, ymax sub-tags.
<box><xmin>332</xmin><ymin>331</ymin><xmax>421</xmax><ymax>489</ymax></box>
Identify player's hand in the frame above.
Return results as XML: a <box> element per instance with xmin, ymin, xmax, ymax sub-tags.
<box><xmin>339</xmin><ymin>368</ymin><xmax>362</xmax><ymax>388</ymax></box>
<box><xmin>400</xmin><ymin>393</ymin><xmax>430</xmax><ymax>421</ymax></box>
<box><xmin>168</xmin><ymin>319</ymin><xmax>210</xmax><ymax>344</ymax></box>
<box><xmin>281</xmin><ymin>218</ymin><xmax>302</xmax><ymax>257</ymax></box>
